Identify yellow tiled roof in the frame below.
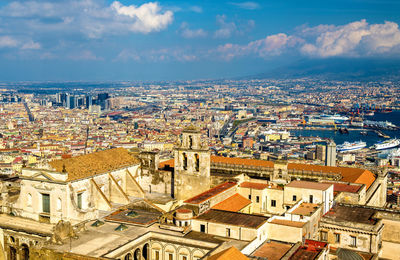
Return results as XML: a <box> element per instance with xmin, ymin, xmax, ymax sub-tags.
<box><xmin>49</xmin><ymin>148</ymin><xmax>140</xmax><ymax>181</ymax></box>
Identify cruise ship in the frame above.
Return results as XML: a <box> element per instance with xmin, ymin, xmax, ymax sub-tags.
<box><xmin>372</xmin><ymin>138</ymin><xmax>400</xmax><ymax>150</ymax></box>
<box><xmin>336</xmin><ymin>141</ymin><xmax>367</xmax><ymax>152</ymax></box>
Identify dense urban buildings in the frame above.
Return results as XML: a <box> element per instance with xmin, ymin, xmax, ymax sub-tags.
<box><xmin>0</xmin><ymin>79</ymin><xmax>400</xmax><ymax>259</ymax></box>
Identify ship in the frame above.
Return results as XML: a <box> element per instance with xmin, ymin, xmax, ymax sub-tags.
<box><xmin>336</xmin><ymin>141</ymin><xmax>367</xmax><ymax>152</ymax></box>
<box><xmin>372</xmin><ymin>138</ymin><xmax>400</xmax><ymax>150</ymax></box>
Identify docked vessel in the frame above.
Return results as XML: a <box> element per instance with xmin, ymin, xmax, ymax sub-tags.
<box><xmin>337</xmin><ymin>141</ymin><xmax>367</xmax><ymax>152</ymax></box>
<box><xmin>372</xmin><ymin>138</ymin><xmax>400</xmax><ymax>150</ymax></box>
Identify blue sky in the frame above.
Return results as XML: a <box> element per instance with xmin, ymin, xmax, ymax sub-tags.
<box><xmin>0</xmin><ymin>0</ymin><xmax>400</xmax><ymax>81</ymax></box>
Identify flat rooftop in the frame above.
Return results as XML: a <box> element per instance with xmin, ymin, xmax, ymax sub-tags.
<box><xmin>322</xmin><ymin>204</ymin><xmax>377</xmax><ymax>225</ymax></box>
<box><xmin>184</xmin><ymin>182</ymin><xmax>237</xmax><ymax>204</ymax></box>
<box><xmin>195</xmin><ymin>209</ymin><xmax>268</xmax><ymax>228</ymax></box>
<box><xmin>291</xmin><ymin>203</ymin><xmax>319</xmax><ymax>216</ymax></box>
<box><xmin>251</xmin><ymin>240</ymin><xmax>294</xmax><ymax>260</ymax></box>
<box><xmin>286</xmin><ymin>180</ymin><xmax>332</xmax><ymax>191</ymax></box>
<box><xmin>105</xmin><ymin>208</ymin><xmax>161</xmax><ymax>227</ymax></box>
<box><xmin>269</xmin><ymin>219</ymin><xmax>307</xmax><ymax>228</ymax></box>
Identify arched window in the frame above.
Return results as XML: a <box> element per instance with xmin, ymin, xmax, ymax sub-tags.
<box><xmin>183</xmin><ymin>153</ymin><xmax>187</xmax><ymax>170</ymax></box>
<box><xmin>21</xmin><ymin>244</ymin><xmax>29</xmax><ymax>260</ymax></box>
<box><xmin>27</xmin><ymin>193</ymin><xmax>32</xmax><ymax>207</ymax></box>
<box><xmin>195</xmin><ymin>154</ymin><xmax>200</xmax><ymax>172</ymax></box>
<box><xmin>124</xmin><ymin>253</ymin><xmax>132</xmax><ymax>260</ymax></box>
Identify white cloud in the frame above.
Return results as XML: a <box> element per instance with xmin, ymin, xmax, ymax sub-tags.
<box><xmin>21</xmin><ymin>40</ymin><xmax>41</xmax><ymax>50</ymax></box>
<box><xmin>300</xmin><ymin>20</ymin><xmax>400</xmax><ymax>57</ymax></box>
<box><xmin>217</xmin><ymin>33</ymin><xmax>301</xmax><ymax>60</ymax></box>
<box><xmin>0</xmin><ymin>0</ymin><xmax>174</xmax><ymax>39</ymax></box>
<box><xmin>230</xmin><ymin>2</ymin><xmax>260</xmax><ymax>10</ymax></box>
<box><xmin>111</xmin><ymin>1</ymin><xmax>173</xmax><ymax>34</ymax></box>
<box><xmin>0</xmin><ymin>36</ymin><xmax>18</xmax><ymax>48</ymax></box>
<box><xmin>189</xmin><ymin>6</ymin><xmax>203</xmax><ymax>13</ymax></box>
<box><xmin>179</xmin><ymin>22</ymin><xmax>207</xmax><ymax>38</ymax></box>
<box><xmin>214</xmin><ymin>15</ymin><xmax>237</xmax><ymax>38</ymax></box>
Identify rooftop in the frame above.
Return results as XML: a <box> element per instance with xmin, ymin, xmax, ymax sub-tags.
<box><xmin>239</xmin><ymin>182</ymin><xmax>269</xmax><ymax>190</ymax></box>
<box><xmin>286</xmin><ymin>180</ymin><xmax>332</xmax><ymax>191</ymax></box>
<box><xmin>211</xmin><ymin>156</ymin><xmax>274</xmax><ymax>168</ymax></box>
<box><xmin>269</xmin><ymin>219</ymin><xmax>307</xmax><ymax>228</ymax></box>
<box><xmin>291</xmin><ymin>203</ymin><xmax>320</xmax><ymax>216</ymax></box>
<box><xmin>184</xmin><ymin>182</ymin><xmax>237</xmax><ymax>204</ymax></box>
<box><xmin>195</xmin><ymin>209</ymin><xmax>268</xmax><ymax>228</ymax></box>
<box><xmin>321</xmin><ymin>182</ymin><xmax>362</xmax><ymax>194</ymax></box>
<box><xmin>49</xmin><ymin>148</ymin><xmax>140</xmax><ymax>181</ymax></box>
<box><xmin>251</xmin><ymin>240</ymin><xmax>293</xmax><ymax>260</ymax></box>
<box><xmin>208</xmin><ymin>246</ymin><xmax>249</xmax><ymax>260</ymax></box>
<box><xmin>211</xmin><ymin>193</ymin><xmax>251</xmax><ymax>212</ymax></box>
<box><xmin>287</xmin><ymin>163</ymin><xmax>375</xmax><ymax>189</ymax></box>
<box><xmin>322</xmin><ymin>204</ymin><xmax>377</xmax><ymax>225</ymax></box>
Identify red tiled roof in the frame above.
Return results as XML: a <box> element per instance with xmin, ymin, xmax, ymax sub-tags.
<box><xmin>321</xmin><ymin>182</ymin><xmax>361</xmax><ymax>193</ymax></box>
<box><xmin>239</xmin><ymin>182</ymin><xmax>269</xmax><ymax>190</ymax></box>
<box><xmin>288</xmin><ymin>163</ymin><xmax>375</xmax><ymax>189</ymax></box>
<box><xmin>208</xmin><ymin>246</ymin><xmax>249</xmax><ymax>260</ymax></box>
<box><xmin>212</xmin><ymin>193</ymin><xmax>251</xmax><ymax>212</ymax></box>
<box><xmin>286</xmin><ymin>180</ymin><xmax>333</xmax><ymax>191</ymax></box>
<box><xmin>211</xmin><ymin>156</ymin><xmax>274</xmax><ymax>168</ymax></box>
<box><xmin>184</xmin><ymin>182</ymin><xmax>237</xmax><ymax>204</ymax></box>
<box><xmin>159</xmin><ymin>159</ymin><xmax>174</xmax><ymax>168</ymax></box>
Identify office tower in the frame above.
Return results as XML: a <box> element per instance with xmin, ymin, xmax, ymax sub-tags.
<box><xmin>325</xmin><ymin>141</ymin><xmax>336</xmax><ymax>167</ymax></box>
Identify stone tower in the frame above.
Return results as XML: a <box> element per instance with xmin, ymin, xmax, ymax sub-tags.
<box><xmin>174</xmin><ymin>126</ymin><xmax>211</xmax><ymax>201</ymax></box>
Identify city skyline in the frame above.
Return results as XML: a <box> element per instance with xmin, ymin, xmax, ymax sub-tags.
<box><xmin>0</xmin><ymin>0</ymin><xmax>400</xmax><ymax>81</ymax></box>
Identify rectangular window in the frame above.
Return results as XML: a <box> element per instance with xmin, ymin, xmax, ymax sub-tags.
<box><xmin>226</xmin><ymin>228</ymin><xmax>231</xmax><ymax>237</ymax></box>
<box><xmin>335</xmin><ymin>233</ymin><xmax>341</xmax><ymax>243</ymax></box>
<box><xmin>169</xmin><ymin>253</ymin><xmax>173</xmax><ymax>260</ymax></box>
<box><xmin>77</xmin><ymin>193</ymin><xmax>83</xmax><ymax>209</ymax></box>
<box><xmin>42</xmin><ymin>193</ymin><xmax>50</xmax><ymax>213</ymax></box>
<box><xmin>293</xmin><ymin>195</ymin><xmax>297</xmax><ymax>201</ymax></box>
<box><xmin>271</xmin><ymin>200</ymin><xmax>276</xmax><ymax>207</ymax></box>
<box><xmin>309</xmin><ymin>195</ymin><xmax>314</xmax><ymax>203</ymax></box>
<box><xmin>155</xmin><ymin>251</ymin><xmax>160</xmax><ymax>260</ymax></box>
<box><xmin>256</xmin><ymin>196</ymin><xmax>260</xmax><ymax>203</ymax></box>
<box><xmin>248</xmin><ymin>195</ymin><xmax>252</xmax><ymax>200</ymax></box>
<box><xmin>321</xmin><ymin>231</ymin><xmax>328</xmax><ymax>241</ymax></box>
<box><xmin>200</xmin><ymin>224</ymin><xmax>206</xmax><ymax>233</ymax></box>
<box><xmin>181</xmin><ymin>255</ymin><xmax>187</xmax><ymax>260</ymax></box>
<box><xmin>350</xmin><ymin>236</ymin><xmax>357</xmax><ymax>247</ymax></box>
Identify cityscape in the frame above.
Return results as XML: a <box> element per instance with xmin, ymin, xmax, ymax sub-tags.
<box><xmin>1</xmin><ymin>1</ymin><xmax>400</xmax><ymax>260</ymax></box>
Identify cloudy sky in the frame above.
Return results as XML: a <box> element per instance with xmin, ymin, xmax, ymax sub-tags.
<box><xmin>0</xmin><ymin>0</ymin><xmax>400</xmax><ymax>81</ymax></box>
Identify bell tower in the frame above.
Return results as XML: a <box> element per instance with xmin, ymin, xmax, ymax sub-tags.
<box><xmin>174</xmin><ymin>126</ymin><xmax>210</xmax><ymax>200</ymax></box>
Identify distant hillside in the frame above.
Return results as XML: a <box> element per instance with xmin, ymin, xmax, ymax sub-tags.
<box><xmin>250</xmin><ymin>58</ymin><xmax>400</xmax><ymax>81</ymax></box>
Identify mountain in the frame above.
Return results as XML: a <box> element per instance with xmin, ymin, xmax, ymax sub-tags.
<box><xmin>250</xmin><ymin>58</ymin><xmax>400</xmax><ymax>81</ymax></box>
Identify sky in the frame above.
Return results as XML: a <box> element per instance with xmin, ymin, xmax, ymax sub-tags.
<box><xmin>0</xmin><ymin>0</ymin><xmax>400</xmax><ymax>81</ymax></box>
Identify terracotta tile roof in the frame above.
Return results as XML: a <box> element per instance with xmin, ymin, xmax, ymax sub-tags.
<box><xmin>208</xmin><ymin>246</ymin><xmax>249</xmax><ymax>260</ymax></box>
<box><xmin>252</xmin><ymin>241</ymin><xmax>293</xmax><ymax>260</ymax></box>
<box><xmin>286</xmin><ymin>180</ymin><xmax>333</xmax><ymax>191</ymax></box>
<box><xmin>287</xmin><ymin>163</ymin><xmax>375</xmax><ymax>190</ymax></box>
<box><xmin>321</xmin><ymin>182</ymin><xmax>362</xmax><ymax>193</ymax></box>
<box><xmin>239</xmin><ymin>182</ymin><xmax>269</xmax><ymax>190</ymax></box>
<box><xmin>291</xmin><ymin>203</ymin><xmax>320</xmax><ymax>216</ymax></box>
<box><xmin>196</xmin><ymin>209</ymin><xmax>268</xmax><ymax>228</ymax></box>
<box><xmin>49</xmin><ymin>148</ymin><xmax>140</xmax><ymax>182</ymax></box>
<box><xmin>184</xmin><ymin>182</ymin><xmax>237</xmax><ymax>204</ymax></box>
<box><xmin>211</xmin><ymin>156</ymin><xmax>274</xmax><ymax>168</ymax></box>
<box><xmin>211</xmin><ymin>193</ymin><xmax>251</xmax><ymax>212</ymax></box>
<box><xmin>159</xmin><ymin>158</ymin><xmax>174</xmax><ymax>168</ymax></box>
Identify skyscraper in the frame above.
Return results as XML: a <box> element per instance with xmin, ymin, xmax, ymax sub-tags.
<box><xmin>325</xmin><ymin>141</ymin><xmax>336</xmax><ymax>167</ymax></box>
